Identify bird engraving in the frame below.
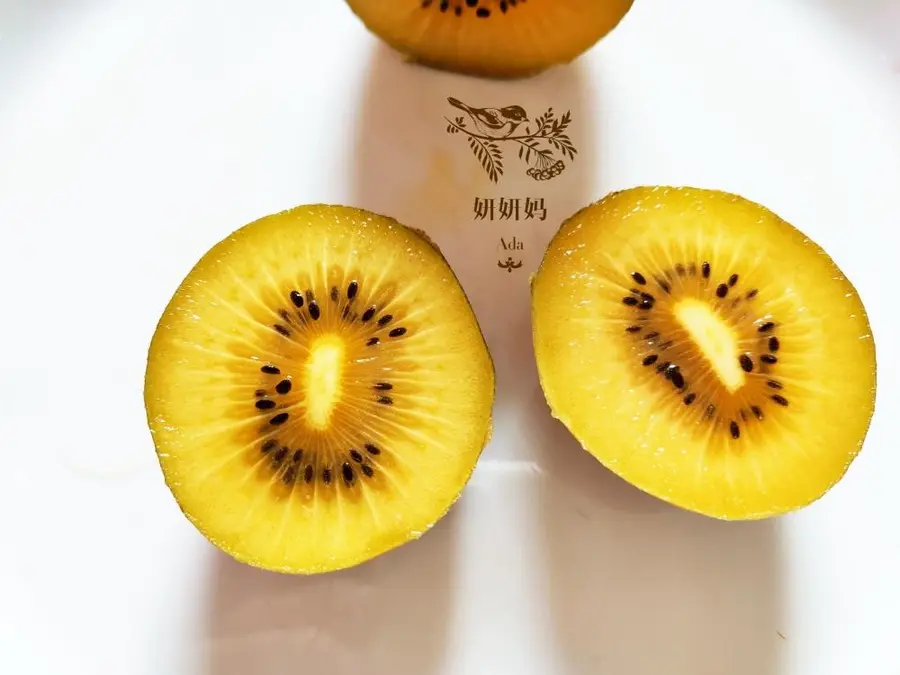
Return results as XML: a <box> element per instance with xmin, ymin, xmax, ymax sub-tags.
<box><xmin>444</xmin><ymin>96</ymin><xmax>577</xmax><ymax>183</ymax></box>
<box><xmin>447</xmin><ymin>97</ymin><xmax>528</xmax><ymax>139</ymax></box>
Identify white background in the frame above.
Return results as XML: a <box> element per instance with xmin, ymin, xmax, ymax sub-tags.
<box><xmin>1</xmin><ymin>1</ymin><xmax>899</xmax><ymax>674</ymax></box>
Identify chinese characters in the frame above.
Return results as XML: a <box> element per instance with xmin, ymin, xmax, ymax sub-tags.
<box><xmin>473</xmin><ymin>197</ymin><xmax>547</xmax><ymax>222</ymax></box>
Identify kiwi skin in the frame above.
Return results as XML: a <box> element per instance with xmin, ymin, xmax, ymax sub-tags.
<box><xmin>530</xmin><ymin>186</ymin><xmax>877</xmax><ymax>520</ymax></box>
<box><xmin>144</xmin><ymin>204</ymin><xmax>496</xmax><ymax>574</ymax></box>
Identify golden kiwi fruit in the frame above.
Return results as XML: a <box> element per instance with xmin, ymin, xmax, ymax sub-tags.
<box><xmin>345</xmin><ymin>0</ymin><xmax>636</xmax><ymax>78</ymax></box>
<box><xmin>144</xmin><ymin>204</ymin><xmax>495</xmax><ymax>573</ymax></box>
<box><xmin>531</xmin><ymin>186</ymin><xmax>876</xmax><ymax>520</ymax></box>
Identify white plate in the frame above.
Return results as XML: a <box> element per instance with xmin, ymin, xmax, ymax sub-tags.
<box><xmin>1</xmin><ymin>1</ymin><xmax>899</xmax><ymax>673</ymax></box>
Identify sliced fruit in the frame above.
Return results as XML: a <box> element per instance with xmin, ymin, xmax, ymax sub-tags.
<box><xmin>144</xmin><ymin>204</ymin><xmax>495</xmax><ymax>573</ymax></box>
<box><xmin>345</xmin><ymin>0</ymin><xmax>635</xmax><ymax>78</ymax></box>
<box><xmin>531</xmin><ymin>186</ymin><xmax>876</xmax><ymax>520</ymax></box>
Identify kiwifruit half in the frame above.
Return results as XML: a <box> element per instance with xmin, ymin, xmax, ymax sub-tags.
<box><xmin>144</xmin><ymin>204</ymin><xmax>495</xmax><ymax>573</ymax></box>
<box><xmin>344</xmin><ymin>0</ymin><xmax>635</xmax><ymax>79</ymax></box>
<box><xmin>530</xmin><ymin>186</ymin><xmax>876</xmax><ymax>520</ymax></box>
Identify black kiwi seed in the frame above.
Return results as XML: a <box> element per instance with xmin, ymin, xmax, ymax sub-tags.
<box><xmin>767</xmin><ymin>380</ymin><xmax>783</xmax><ymax>389</ymax></box>
<box><xmin>670</xmin><ymin>370</ymin><xmax>685</xmax><ymax>389</ymax></box>
<box><xmin>269</xmin><ymin>412</ymin><xmax>289</xmax><ymax>426</ymax></box>
<box><xmin>476</xmin><ymin>7</ymin><xmax>491</xmax><ymax>16</ymax></box>
<box><xmin>758</xmin><ymin>321</ymin><xmax>775</xmax><ymax>333</ymax></box>
<box><xmin>631</xmin><ymin>271</ymin><xmax>647</xmax><ymax>285</ymax></box>
<box><xmin>623</xmin><ymin>296</ymin><xmax>639</xmax><ymax>306</ymax></box>
<box><xmin>361</xmin><ymin>306</ymin><xmax>377</xmax><ymax>322</ymax></box>
<box><xmin>290</xmin><ymin>290</ymin><xmax>304</xmax><ymax>308</ymax></box>
<box><xmin>261</xmin><ymin>364</ymin><xmax>280</xmax><ymax>375</ymax></box>
<box><xmin>455</xmin><ymin>5</ymin><xmax>463</xmax><ymax>15</ymax></box>
<box><xmin>304</xmin><ymin>465</ymin><xmax>314</xmax><ymax>483</ymax></box>
<box><xmin>254</xmin><ymin>389</ymin><xmax>266</xmax><ymax>397</ymax></box>
<box><xmin>656</xmin><ymin>277</ymin><xmax>671</xmax><ymax>294</ymax></box>
<box><xmin>645</xmin><ymin>331</ymin><xmax>660</xmax><ymax>340</ymax></box>
<box><xmin>350</xmin><ymin>449</ymin><xmax>363</xmax><ymax>463</ymax></box>
<box><xmin>278</xmin><ymin>309</ymin><xmax>291</xmax><ymax>321</ymax></box>
<box><xmin>273</xmin><ymin>324</ymin><xmax>290</xmax><ymax>336</ymax></box>
<box><xmin>275</xmin><ymin>379</ymin><xmax>292</xmax><ymax>395</ymax></box>
<box><xmin>760</xmin><ymin>354</ymin><xmax>778</xmax><ymax>364</ymax></box>
<box><xmin>675</xmin><ymin>263</ymin><xmax>686</xmax><ymax>277</ymax></box>
<box><xmin>308</xmin><ymin>301</ymin><xmax>320</xmax><ymax>320</ymax></box>
<box><xmin>751</xmin><ymin>405</ymin><xmax>763</xmax><ymax>420</ymax></box>
<box><xmin>705</xmin><ymin>404</ymin><xmax>716</xmax><ymax>419</ymax></box>
<box><xmin>365</xmin><ymin>443</ymin><xmax>381</xmax><ymax>455</ymax></box>
<box><xmin>642</xmin><ymin>354</ymin><xmax>659</xmax><ymax>366</ymax></box>
<box><xmin>374</xmin><ymin>382</ymin><xmax>393</xmax><ymax>390</ymax></box>
<box><xmin>283</xmin><ymin>467</ymin><xmax>296</xmax><ymax>484</ymax></box>
<box><xmin>261</xmin><ymin>439</ymin><xmax>278</xmax><ymax>453</ymax></box>
<box><xmin>440</xmin><ymin>1</ymin><xmax>448</xmax><ymax>11</ymax></box>
<box><xmin>292</xmin><ymin>449</ymin><xmax>303</xmax><ymax>462</ymax></box>
<box><xmin>347</xmin><ymin>281</ymin><xmax>358</xmax><ymax>299</ymax></box>
<box><xmin>701</xmin><ymin>262</ymin><xmax>711</xmax><ymax>279</ymax></box>
<box><xmin>377</xmin><ymin>396</ymin><xmax>394</xmax><ymax>405</ymax></box>
<box><xmin>730</xmin><ymin>421</ymin><xmax>740</xmax><ymax>439</ymax></box>
<box><xmin>768</xmin><ymin>337</ymin><xmax>780</xmax><ymax>352</ymax></box>
<box><xmin>688</xmin><ymin>262</ymin><xmax>697</xmax><ymax>276</ymax></box>
<box><xmin>361</xmin><ymin>465</ymin><xmax>375</xmax><ymax>478</ymax></box>
<box><xmin>378</xmin><ymin>314</ymin><xmax>394</xmax><ymax>326</ymax></box>
<box><xmin>389</xmin><ymin>327</ymin><xmax>407</xmax><ymax>338</ymax></box>
<box><xmin>771</xmin><ymin>394</ymin><xmax>789</xmax><ymax>406</ymax></box>
<box><xmin>273</xmin><ymin>447</ymin><xmax>288</xmax><ymax>463</ymax></box>
<box><xmin>728</xmin><ymin>273</ymin><xmax>739</xmax><ymax>287</ymax></box>
<box><xmin>739</xmin><ymin>354</ymin><xmax>754</xmax><ymax>373</ymax></box>
<box><xmin>323</xmin><ymin>468</ymin><xmax>332</xmax><ymax>484</ymax></box>
<box><xmin>656</xmin><ymin>361</ymin><xmax>670</xmax><ymax>373</ymax></box>
<box><xmin>639</xmin><ymin>298</ymin><xmax>654</xmax><ymax>310</ymax></box>
<box><xmin>342</xmin><ymin>462</ymin><xmax>355</xmax><ymax>484</ymax></box>
<box><xmin>683</xmin><ymin>392</ymin><xmax>696</xmax><ymax>405</ymax></box>
<box><xmin>626</xmin><ymin>325</ymin><xmax>642</xmax><ymax>333</ymax></box>
<box><xmin>367</xmin><ymin>337</ymin><xmax>380</xmax><ymax>346</ymax></box>
<box><xmin>330</xmin><ymin>286</ymin><xmax>339</xmax><ymax>302</ymax></box>
<box><xmin>740</xmin><ymin>409</ymin><xmax>749</xmax><ymax>422</ymax></box>
<box><xmin>715</xmin><ymin>283</ymin><xmax>728</xmax><ymax>298</ymax></box>
<box><xmin>255</xmin><ymin>399</ymin><xmax>276</xmax><ymax>410</ymax></box>
<box><xmin>658</xmin><ymin>340</ymin><xmax>674</xmax><ymax>350</ymax></box>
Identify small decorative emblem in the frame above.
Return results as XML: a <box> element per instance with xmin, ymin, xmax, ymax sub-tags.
<box><xmin>497</xmin><ymin>257</ymin><xmax>524</xmax><ymax>273</ymax></box>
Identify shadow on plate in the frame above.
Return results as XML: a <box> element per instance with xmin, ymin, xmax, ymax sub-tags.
<box><xmin>202</xmin><ymin>44</ymin><xmax>601</xmax><ymax>675</ymax></box>
<box><xmin>348</xmin><ymin>44</ymin><xmax>599</xmax><ymax>453</ymax></box>
<box><xmin>536</xmin><ymin>431</ymin><xmax>785</xmax><ymax>675</ymax></box>
<box><xmin>203</xmin><ymin>505</ymin><xmax>460</xmax><ymax>675</ymax></box>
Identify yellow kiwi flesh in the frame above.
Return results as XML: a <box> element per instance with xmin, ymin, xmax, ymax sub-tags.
<box><xmin>345</xmin><ymin>0</ymin><xmax>635</xmax><ymax>78</ymax></box>
<box><xmin>531</xmin><ymin>186</ymin><xmax>876</xmax><ymax>520</ymax></box>
<box><xmin>144</xmin><ymin>205</ymin><xmax>495</xmax><ymax>573</ymax></box>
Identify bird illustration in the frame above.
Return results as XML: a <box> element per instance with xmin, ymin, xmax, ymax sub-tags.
<box><xmin>448</xmin><ymin>97</ymin><xmax>528</xmax><ymax>138</ymax></box>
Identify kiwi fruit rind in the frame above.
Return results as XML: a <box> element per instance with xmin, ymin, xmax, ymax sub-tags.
<box><xmin>344</xmin><ymin>0</ymin><xmax>636</xmax><ymax>79</ymax></box>
<box><xmin>144</xmin><ymin>204</ymin><xmax>495</xmax><ymax>573</ymax></box>
<box><xmin>531</xmin><ymin>186</ymin><xmax>876</xmax><ymax>520</ymax></box>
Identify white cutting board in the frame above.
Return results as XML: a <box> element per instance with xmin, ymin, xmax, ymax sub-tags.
<box><xmin>1</xmin><ymin>1</ymin><xmax>899</xmax><ymax>673</ymax></box>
